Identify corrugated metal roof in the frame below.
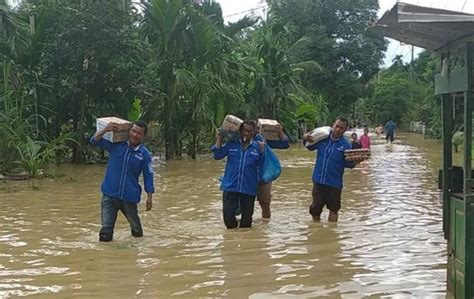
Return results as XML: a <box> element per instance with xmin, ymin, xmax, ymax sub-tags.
<box><xmin>375</xmin><ymin>2</ymin><xmax>474</xmax><ymax>51</ymax></box>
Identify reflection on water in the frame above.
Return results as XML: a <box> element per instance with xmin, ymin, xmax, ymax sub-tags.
<box><xmin>0</xmin><ymin>133</ymin><xmax>446</xmax><ymax>298</ymax></box>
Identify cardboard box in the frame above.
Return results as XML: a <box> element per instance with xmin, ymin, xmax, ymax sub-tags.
<box><xmin>221</xmin><ymin>114</ymin><xmax>243</xmax><ymax>132</ymax></box>
<box><xmin>219</xmin><ymin>115</ymin><xmax>243</xmax><ymax>140</ymax></box>
<box><xmin>96</xmin><ymin>117</ymin><xmax>132</xmax><ymax>143</ymax></box>
<box><xmin>258</xmin><ymin>118</ymin><xmax>280</xmax><ymax>140</ymax></box>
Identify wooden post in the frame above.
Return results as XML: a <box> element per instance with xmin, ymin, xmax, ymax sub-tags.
<box><xmin>442</xmin><ymin>92</ymin><xmax>453</xmax><ymax>240</ymax></box>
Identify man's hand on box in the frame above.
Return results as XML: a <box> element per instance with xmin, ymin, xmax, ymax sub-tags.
<box><xmin>215</xmin><ymin>132</ymin><xmax>224</xmax><ymax>148</ymax></box>
<box><xmin>351</xmin><ymin>157</ymin><xmax>365</xmax><ymax>166</ymax></box>
<box><xmin>303</xmin><ymin>133</ymin><xmax>314</xmax><ymax>143</ymax></box>
<box><xmin>105</xmin><ymin>122</ymin><xmax>119</xmax><ymax>132</ymax></box>
<box><xmin>276</xmin><ymin>124</ymin><xmax>286</xmax><ymax>140</ymax></box>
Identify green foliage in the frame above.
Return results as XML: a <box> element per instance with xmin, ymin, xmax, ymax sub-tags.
<box><xmin>0</xmin><ymin>1</ymin><xmax>30</xmax><ymax>59</ymax></box>
<box><xmin>0</xmin><ymin>0</ymin><xmax>389</xmax><ymax>166</ymax></box>
<box><xmin>268</xmin><ymin>0</ymin><xmax>387</xmax><ymax>116</ymax></box>
<box><xmin>16</xmin><ymin>133</ymin><xmax>75</xmax><ymax>177</ymax></box>
<box><xmin>244</xmin><ymin>17</ymin><xmax>322</xmax><ymax>121</ymax></box>
<box><xmin>295</xmin><ymin>94</ymin><xmax>329</xmax><ymax>128</ymax></box>
<box><xmin>367</xmin><ymin>73</ymin><xmax>413</xmax><ymax>124</ymax></box>
<box><xmin>15</xmin><ymin>136</ymin><xmax>46</xmax><ymax>177</ymax></box>
<box><xmin>128</xmin><ymin>98</ymin><xmax>143</xmax><ymax>122</ymax></box>
<box><xmin>360</xmin><ymin>50</ymin><xmax>441</xmax><ymax>134</ymax></box>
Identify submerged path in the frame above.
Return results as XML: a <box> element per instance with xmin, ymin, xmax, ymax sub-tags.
<box><xmin>0</xmin><ymin>133</ymin><xmax>447</xmax><ymax>298</ymax></box>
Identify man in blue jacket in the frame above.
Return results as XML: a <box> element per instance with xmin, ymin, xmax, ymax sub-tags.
<box><xmin>255</xmin><ymin>123</ymin><xmax>289</xmax><ymax>219</ymax></box>
<box><xmin>303</xmin><ymin>117</ymin><xmax>360</xmax><ymax>222</ymax></box>
<box><xmin>212</xmin><ymin>120</ymin><xmax>264</xmax><ymax>229</ymax></box>
<box><xmin>90</xmin><ymin>120</ymin><xmax>154</xmax><ymax>241</ymax></box>
<box><xmin>385</xmin><ymin>119</ymin><xmax>397</xmax><ymax>144</ymax></box>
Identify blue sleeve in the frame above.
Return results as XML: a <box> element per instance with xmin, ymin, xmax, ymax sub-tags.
<box><xmin>211</xmin><ymin>142</ymin><xmax>229</xmax><ymax>160</ymax></box>
<box><xmin>142</xmin><ymin>152</ymin><xmax>155</xmax><ymax>193</ymax></box>
<box><xmin>303</xmin><ymin>139</ymin><xmax>319</xmax><ymax>151</ymax></box>
<box><xmin>90</xmin><ymin>135</ymin><xmax>112</xmax><ymax>152</ymax></box>
<box><xmin>267</xmin><ymin>138</ymin><xmax>290</xmax><ymax>149</ymax></box>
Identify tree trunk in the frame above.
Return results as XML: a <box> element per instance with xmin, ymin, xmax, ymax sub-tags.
<box><xmin>191</xmin><ymin>123</ymin><xmax>197</xmax><ymax>160</ymax></box>
<box><xmin>164</xmin><ymin>97</ymin><xmax>173</xmax><ymax>160</ymax></box>
<box><xmin>72</xmin><ymin>95</ymin><xmax>86</xmax><ymax>163</ymax></box>
<box><xmin>172</xmin><ymin>115</ymin><xmax>180</xmax><ymax>158</ymax></box>
<box><xmin>72</xmin><ymin>97</ymin><xmax>80</xmax><ymax>162</ymax></box>
<box><xmin>263</xmin><ymin>103</ymin><xmax>275</xmax><ymax>119</ymax></box>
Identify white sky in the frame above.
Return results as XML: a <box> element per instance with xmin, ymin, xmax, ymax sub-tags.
<box><xmin>218</xmin><ymin>0</ymin><xmax>474</xmax><ymax>66</ymax></box>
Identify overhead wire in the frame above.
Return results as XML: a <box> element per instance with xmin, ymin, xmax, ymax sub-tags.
<box><xmin>386</xmin><ymin>41</ymin><xmax>401</xmax><ymax>65</ymax></box>
<box><xmin>222</xmin><ymin>5</ymin><xmax>268</xmax><ymax>19</ymax></box>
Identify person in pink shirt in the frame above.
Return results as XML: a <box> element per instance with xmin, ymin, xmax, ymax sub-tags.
<box><xmin>359</xmin><ymin>127</ymin><xmax>371</xmax><ymax>149</ymax></box>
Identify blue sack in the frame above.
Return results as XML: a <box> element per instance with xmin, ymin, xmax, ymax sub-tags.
<box><xmin>259</xmin><ymin>144</ymin><xmax>282</xmax><ymax>183</ymax></box>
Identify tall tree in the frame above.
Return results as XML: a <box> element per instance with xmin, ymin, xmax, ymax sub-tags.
<box><xmin>26</xmin><ymin>0</ymin><xmax>147</xmax><ymax>161</ymax></box>
<box><xmin>268</xmin><ymin>0</ymin><xmax>387</xmax><ymax>117</ymax></box>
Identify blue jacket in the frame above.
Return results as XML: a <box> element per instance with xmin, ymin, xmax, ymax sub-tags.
<box><xmin>90</xmin><ymin>136</ymin><xmax>155</xmax><ymax>203</ymax></box>
<box><xmin>385</xmin><ymin>121</ymin><xmax>396</xmax><ymax>135</ymax></box>
<box><xmin>211</xmin><ymin>139</ymin><xmax>264</xmax><ymax>196</ymax></box>
<box><xmin>255</xmin><ymin>133</ymin><xmax>290</xmax><ymax>149</ymax></box>
<box><xmin>304</xmin><ymin>135</ymin><xmax>354</xmax><ymax>189</ymax></box>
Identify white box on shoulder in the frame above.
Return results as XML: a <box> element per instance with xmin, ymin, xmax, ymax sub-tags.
<box><xmin>220</xmin><ymin>115</ymin><xmax>243</xmax><ymax>140</ymax></box>
<box><xmin>221</xmin><ymin>115</ymin><xmax>243</xmax><ymax>132</ymax></box>
<box><xmin>96</xmin><ymin>117</ymin><xmax>132</xmax><ymax>143</ymax></box>
<box><xmin>258</xmin><ymin>118</ymin><xmax>280</xmax><ymax>140</ymax></box>
<box><xmin>306</xmin><ymin>126</ymin><xmax>331</xmax><ymax>146</ymax></box>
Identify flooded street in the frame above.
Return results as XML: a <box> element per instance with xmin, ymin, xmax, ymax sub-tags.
<box><xmin>0</xmin><ymin>133</ymin><xmax>447</xmax><ymax>298</ymax></box>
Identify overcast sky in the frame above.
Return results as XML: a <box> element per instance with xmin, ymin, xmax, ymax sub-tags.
<box><xmin>217</xmin><ymin>0</ymin><xmax>474</xmax><ymax>66</ymax></box>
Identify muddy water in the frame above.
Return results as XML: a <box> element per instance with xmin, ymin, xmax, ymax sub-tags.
<box><xmin>0</xmin><ymin>133</ymin><xmax>447</xmax><ymax>298</ymax></box>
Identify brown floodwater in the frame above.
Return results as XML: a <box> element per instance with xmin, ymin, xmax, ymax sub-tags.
<box><xmin>0</xmin><ymin>133</ymin><xmax>449</xmax><ymax>298</ymax></box>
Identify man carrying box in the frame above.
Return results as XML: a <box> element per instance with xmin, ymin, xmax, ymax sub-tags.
<box><xmin>90</xmin><ymin>120</ymin><xmax>154</xmax><ymax>242</ymax></box>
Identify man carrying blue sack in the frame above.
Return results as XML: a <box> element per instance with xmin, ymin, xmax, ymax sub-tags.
<box><xmin>90</xmin><ymin>120</ymin><xmax>154</xmax><ymax>241</ymax></box>
<box><xmin>212</xmin><ymin>120</ymin><xmax>264</xmax><ymax>229</ymax></box>
<box><xmin>255</xmin><ymin>123</ymin><xmax>289</xmax><ymax>219</ymax></box>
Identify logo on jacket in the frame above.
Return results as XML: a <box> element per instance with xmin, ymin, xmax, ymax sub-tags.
<box><xmin>134</xmin><ymin>153</ymin><xmax>144</xmax><ymax>160</ymax></box>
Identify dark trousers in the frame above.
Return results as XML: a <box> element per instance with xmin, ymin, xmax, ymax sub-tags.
<box><xmin>309</xmin><ymin>183</ymin><xmax>342</xmax><ymax>216</ymax></box>
<box><xmin>100</xmin><ymin>195</ymin><xmax>143</xmax><ymax>241</ymax></box>
<box><xmin>223</xmin><ymin>191</ymin><xmax>256</xmax><ymax>229</ymax></box>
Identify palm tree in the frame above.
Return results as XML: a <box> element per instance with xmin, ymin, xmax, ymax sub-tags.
<box><xmin>250</xmin><ymin>18</ymin><xmax>322</xmax><ymax>120</ymax></box>
<box><xmin>140</xmin><ymin>0</ymin><xmax>191</xmax><ymax>159</ymax></box>
<box><xmin>141</xmin><ymin>0</ymin><xmax>253</xmax><ymax>159</ymax></box>
<box><xmin>0</xmin><ymin>0</ymin><xmax>29</xmax><ymax>59</ymax></box>
<box><xmin>184</xmin><ymin>8</ymin><xmax>246</xmax><ymax>158</ymax></box>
